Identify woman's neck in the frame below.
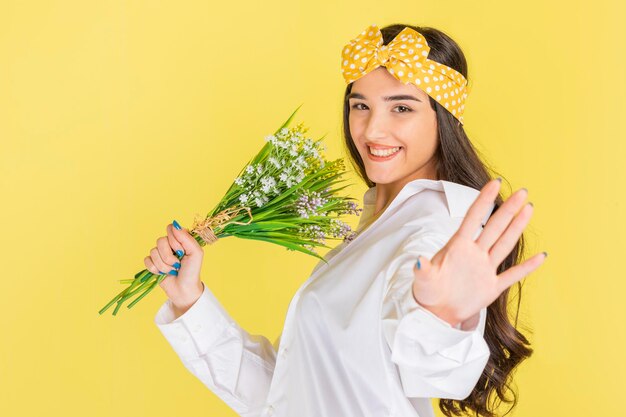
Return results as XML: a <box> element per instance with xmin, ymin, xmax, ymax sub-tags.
<box><xmin>373</xmin><ymin>183</ymin><xmax>403</xmax><ymax>217</ymax></box>
<box><xmin>372</xmin><ymin>170</ymin><xmax>439</xmax><ymax>217</ymax></box>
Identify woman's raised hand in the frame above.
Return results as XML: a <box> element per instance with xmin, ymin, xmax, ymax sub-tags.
<box><xmin>144</xmin><ymin>220</ymin><xmax>205</xmax><ymax>312</ymax></box>
<box><xmin>412</xmin><ymin>179</ymin><xmax>547</xmax><ymax>328</ymax></box>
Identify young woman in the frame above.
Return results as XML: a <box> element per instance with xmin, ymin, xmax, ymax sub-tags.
<box><xmin>148</xmin><ymin>24</ymin><xmax>547</xmax><ymax>417</ymax></box>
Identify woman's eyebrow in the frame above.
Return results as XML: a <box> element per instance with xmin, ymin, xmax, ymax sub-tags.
<box><xmin>347</xmin><ymin>92</ymin><xmax>422</xmax><ymax>102</ymax></box>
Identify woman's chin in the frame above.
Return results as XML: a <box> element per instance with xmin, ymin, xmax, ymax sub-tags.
<box><xmin>364</xmin><ymin>170</ymin><xmax>400</xmax><ymax>185</ymax></box>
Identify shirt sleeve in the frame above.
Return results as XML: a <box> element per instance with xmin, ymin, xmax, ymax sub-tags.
<box><xmin>381</xmin><ymin>231</ymin><xmax>491</xmax><ymax>401</ymax></box>
<box><xmin>154</xmin><ymin>282</ymin><xmax>276</xmax><ymax>417</ymax></box>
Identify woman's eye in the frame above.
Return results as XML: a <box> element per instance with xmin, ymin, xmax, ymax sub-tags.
<box><xmin>350</xmin><ymin>103</ymin><xmax>412</xmax><ymax>113</ymax></box>
<box><xmin>395</xmin><ymin>105</ymin><xmax>412</xmax><ymax>113</ymax></box>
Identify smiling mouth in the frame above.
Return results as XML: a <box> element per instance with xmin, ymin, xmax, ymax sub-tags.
<box><xmin>368</xmin><ymin>146</ymin><xmax>402</xmax><ymax>157</ymax></box>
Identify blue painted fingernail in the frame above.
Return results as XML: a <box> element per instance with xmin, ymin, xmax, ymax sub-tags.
<box><xmin>158</xmin><ymin>270</ymin><xmax>165</xmax><ymax>275</ymax></box>
<box><xmin>415</xmin><ymin>257</ymin><xmax>421</xmax><ymax>270</ymax></box>
<box><xmin>173</xmin><ymin>220</ymin><xmax>182</xmax><ymax>230</ymax></box>
<box><xmin>168</xmin><ymin>269</ymin><xmax>178</xmax><ymax>276</ymax></box>
<box><xmin>173</xmin><ymin>262</ymin><xmax>181</xmax><ymax>269</ymax></box>
<box><xmin>176</xmin><ymin>249</ymin><xmax>184</xmax><ymax>257</ymax></box>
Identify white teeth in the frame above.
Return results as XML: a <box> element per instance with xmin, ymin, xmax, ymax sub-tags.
<box><xmin>369</xmin><ymin>146</ymin><xmax>400</xmax><ymax>157</ymax></box>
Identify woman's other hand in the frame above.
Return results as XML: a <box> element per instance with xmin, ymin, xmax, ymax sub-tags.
<box><xmin>412</xmin><ymin>179</ymin><xmax>547</xmax><ymax>327</ymax></box>
<box><xmin>144</xmin><ymin>220</ymin><xmax>205</xmax><ymax>314</ymax></box>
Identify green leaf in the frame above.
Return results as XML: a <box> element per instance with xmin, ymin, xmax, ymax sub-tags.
<box><xmin>276</xmin><ymin>104</ymin><xmax>304</xmax><ymax>133</ymax></box>
<box><xmin>228</xmin><ymin>221</ymin><xmax>299</xmax><ymax>231</ymax></box>
<box><xmin>235</xmin><ymin>231</ymin><xmax>318</xmax><ymax>246</ymax></box>
<box><xmin>234</xmin><ymin>233</ymin><xmax>328</xmax><ymax>262</ymax></box>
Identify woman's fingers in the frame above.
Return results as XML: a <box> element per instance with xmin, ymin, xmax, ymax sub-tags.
<box><xmin>496</xmin><ymin>251</ymin><xmax>547</xmax><ymax>293</ymax></box>
<box><xmin>144</xmin><ymin>256</ymin><xmax>161</xmax><ymax>275</ymax></box>
<box><xmin>476</xmin><ymin>187</ymin><xmax>529</xmax><ymax>252</ymax></box>
<box><xmin>170</xmin><ymin>220</ymin><xmax>203</xmax><ymax>258</ymax></box>
<box><xmin>456</xmin><ymin>178</ymin><xmax>501</xmax><ymax>241</ymax></box>
<box><xmin>151</xmin><ymin>240</ymin><xmax>177</xmax><ymax>275</ymax></box>
<box><xmin>166</xmin><ymin>223</ymin><xmax>185</xmax><ymax>258</ymax></box>
<box><xmin>489</xmin><ymin>202</ymin><xmax>534</xmax><ymax>268</ymax></box>
<box><xmin>157</xmin><ymin>235</ymin><xmax>180</xmax><ymax>268</ymax></box>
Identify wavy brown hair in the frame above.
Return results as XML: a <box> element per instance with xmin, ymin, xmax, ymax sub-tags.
<box><xmin>341</xmin><ymin>24</ymin><xmax>534</xmax><ymax>417</ymax></box>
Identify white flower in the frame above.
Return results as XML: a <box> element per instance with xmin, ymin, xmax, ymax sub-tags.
<box><xmin>234</xmin><ymin>176</ymin><xmax>244</xmax><ymax>186</ymax></box>
<box><xmin>246</xmin><ymin>165</ymin><xmax>254</xmax><ymax>174</ymax></box>
<box><xmin>289</xmin><ymin>163</ymin><xmax>303</xmax><ymax>175</ymax></box>
<box><xmin>239</xmin><ymin>194</ymin><xmax>249</xmax><ymax>204</ymax></box>
<box><xmin>260</xmin><ymin>176</ymin><xmax>276</xmax><ymax>194</ymax></box>
<box><xmin>261</xmin><ymin>176</ymin><xmax>277</xmax><ymax>187</ymax></box>
<box><xmin>268</xmin><ymin>156</ymin><xmax>282</xmax><ymax>169</ymax></box>
<box><xmin>254</xmin><ymin>195</ymin><xmax>269</xmax><ymax>207</ymax></box>
<box><xmin>295</xmin><ymin>155</ymin><xmax>307</xmax><ymax>167</ymax></box>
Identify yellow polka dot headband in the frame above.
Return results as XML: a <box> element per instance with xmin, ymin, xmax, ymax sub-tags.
<box><xmin>341</xmin><ymin>24</ymin><xmax>470</xmax><ymax>125</ymax></box>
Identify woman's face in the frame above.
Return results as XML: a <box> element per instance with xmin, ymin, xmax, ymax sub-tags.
<box><xmin>348</xmin><ymin>67</ymin><xmax>439</xmax><ymax>187</ymax></box>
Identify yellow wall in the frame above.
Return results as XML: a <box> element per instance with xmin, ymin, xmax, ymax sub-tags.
<box><xmin>1</xmin><ymin>1</ymin><xmax>623</xmax><ymax>416</ymax></box>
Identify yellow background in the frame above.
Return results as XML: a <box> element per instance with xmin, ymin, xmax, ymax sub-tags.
<box><xmin>1</xmin><ymin>1</ymin><xmax>623</xmax><ymax>416</ymax></box>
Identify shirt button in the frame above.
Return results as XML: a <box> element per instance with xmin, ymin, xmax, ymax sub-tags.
<box><xmin>265</xmin><ymin>404</ymin><xmax>274</xmax><ymax>416</ymax></box>
<box><xmin>280</xmin><ymin>347</ymin><xmax>288</xmax><ymax>359</ymax></box>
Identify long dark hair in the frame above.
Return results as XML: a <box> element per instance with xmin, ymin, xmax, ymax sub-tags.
<box><xmin>341</xmin><ymin>24</ymin><xmax>533</xmax><ymax>417</ymax></box>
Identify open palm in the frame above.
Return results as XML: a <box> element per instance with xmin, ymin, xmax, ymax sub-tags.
<box><xmin>412</xmin><ymin>179</ymin><xmax>547</xmax><ymax>327</ymax></box>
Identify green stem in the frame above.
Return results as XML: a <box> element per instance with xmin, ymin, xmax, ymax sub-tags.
<box><xmin>126</xmin><ymin>280</ymin><xmax>159</xmax><ymax>309</ymax></box>
<box><xmin>117</xmin><ymin>277</ymin><xmax>155</xmax><ymax>305</ymax></box>
<box><xmin>99</xmin><ymin>276</ymin><xmax>146</xmax><ymax>315</ymax></box>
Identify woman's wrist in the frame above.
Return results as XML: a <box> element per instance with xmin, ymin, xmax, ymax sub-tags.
<box><xmin>412</xmin><ymin>289</ymin><xmax>461</xmax><ymax>327</ymax></box>
<box><xmin>171</xmin><ymin>281</ymin><xmax>204</xmax><ymax>318</ymax></box>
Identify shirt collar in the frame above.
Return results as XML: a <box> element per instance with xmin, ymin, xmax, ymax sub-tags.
<box><xmin>356</xmin><ymin>179</ymin><xmax>494</xmax><ymax>230</ymax></box>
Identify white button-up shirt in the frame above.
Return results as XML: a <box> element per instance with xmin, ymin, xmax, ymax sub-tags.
<box><xmin>155</xmin><ymin>179</ymin><xmax>495</xmax><ymax>417</ymax></box>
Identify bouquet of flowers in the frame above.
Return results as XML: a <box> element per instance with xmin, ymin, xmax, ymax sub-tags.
<box><xmin>99</xmin><ymin>105</ymin><xmax>363</xmax><ymax>316</ymax></box>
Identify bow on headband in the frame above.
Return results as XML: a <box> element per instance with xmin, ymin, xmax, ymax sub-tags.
<box><xmin>341</xmin><ymin>24</ymin><xmax>470</xmax><ymax>125</ymax></box>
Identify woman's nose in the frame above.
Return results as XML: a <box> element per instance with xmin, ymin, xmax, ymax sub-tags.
<box><xmin>363</xmin><ymin>111</ymin><xmax>388</xmax><ymax>140</ymax></box>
